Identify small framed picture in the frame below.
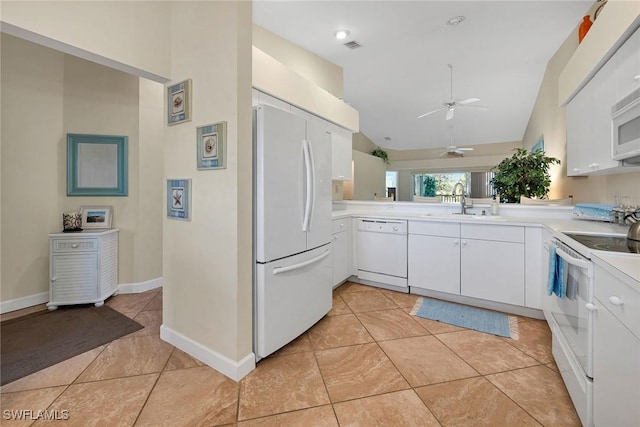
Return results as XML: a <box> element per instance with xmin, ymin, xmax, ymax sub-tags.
<box><xmin>167</xmin><ymin>79</ymin><xmax>192</xmax><ymax>126</ymax></box>
<box><xmin>197</xmin><ymin>121</ymin><xmax>226</xmax><ymax>170</ymax></box>
<box><xmin>167</xmin><ymin>178</ymin><xmax>191</xmax><ymax>220</ymax></box>
<box><xmin>80</xmin><ymin>206</ymin><xmax>113</xmax><ymax>229</ymax></box>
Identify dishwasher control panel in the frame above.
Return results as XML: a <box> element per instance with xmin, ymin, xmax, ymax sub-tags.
<box><xmin>357</xmin><ymin>219</ymin><xmax>407</xmax><ymax>234</ymax></box>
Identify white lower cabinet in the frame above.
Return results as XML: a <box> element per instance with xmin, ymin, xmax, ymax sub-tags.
<box><xmin>593</xmin><ymin>263</ymin><xmax>640</xmax><ymax>427</ymax></box>
<box><xmin>48</xmin><ymin>229</ymin><xmax>119</xmax><ymax>309</ymax></box>
<box><xmin>408</xmin><ymin>221</ymin><xmax>460</xmax><ymax>294</ymax></box>
<box><xmin>332</xmin><ymin>218</ymin><xmax>352</xmax><ymax>287</ymax></box>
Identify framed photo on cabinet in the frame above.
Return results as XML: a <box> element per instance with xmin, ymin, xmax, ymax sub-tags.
<box><xmin>167</xmin><ymin>79</ymin><xmax>192</xmax><ymax>126</ymax></box>
<box><xmin>80</xmin><ymin>206</ymin><xmax>113</xmax><ymax>229</ymax></box>
<box><xmin>166</xmin><ymin>178</ymin><xmax>191</xmax><ymax>220</ymax></box>
<box><xmin>196</xmin><ymin>121</ymin><xmax>226</xmax><ymax>170</ymax></box>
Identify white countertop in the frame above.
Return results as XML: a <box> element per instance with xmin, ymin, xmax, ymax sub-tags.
<box><xmin>333</xmin><ymin>201</ymin><xmax>639</xmax><ymax>282</ymax></box>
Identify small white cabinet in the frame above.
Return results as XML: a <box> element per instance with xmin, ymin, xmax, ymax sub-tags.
<box><xmin>47</xmin><ymin>229</ymin><xmax>119</xmax><ymax>310</ymax></box>
<box><xmin>408</xmin><ymin>221</ymin><xmax>460</xmax><ymax>294</ymax></box>
<box><xmin>593</xmin><ymin>263</ymin><xmax>640</xmax><ymax>427</ymax></box>
<box><xmin>460</xmin><ymin>224</ymin><xmax>525</xmax><ymax>306</ymax></box>
<box><xmin>332</xmin><ymin>218</ymin><xmax>352</xmax><ymax>287</ymax></box>
<box><xmin>331</xmin><ymin>129</ymin><xmax>352</xmax><ymax>181</ymax></box>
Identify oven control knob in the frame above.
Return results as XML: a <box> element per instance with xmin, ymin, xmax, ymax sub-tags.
<box><xmin>608</xmin><ymin>296</ymin><xmax>624</xmax><ymax>306</ymax></box>
<box><xmin>585</xmin><ymin>303</ymin><xmax>597</xmax><ymax>312</ymax></box>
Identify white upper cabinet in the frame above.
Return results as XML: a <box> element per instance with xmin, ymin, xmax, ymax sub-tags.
<box><xmin>566</xmin><ymin>26</ymin><xmax>640</xmax><ymax>176</ymax></box>
<box><xmin>331</xmin><ymin>128</ymin><xmax>352</xmax><ymax>181</ymax></box>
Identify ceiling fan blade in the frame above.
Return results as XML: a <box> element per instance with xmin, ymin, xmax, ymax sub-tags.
<box><xmin>464</xmin><ymin>104</ymin><xmax>489</xmax><ymax>110</ymax></box>
<box><xmin>417</xmin><ymin>107</ymin><xmax>444</xmax><ymax>119</ymax></box>
<box><xmin>458</xmin><ymin>147</ymin><xmax>474</xmax><ymax>151</ymax></box>
<box><xmin>459</xmin><ymin>97</ymin><xmax>480</xmax><ymax>105</ymax></box>
<box><xmin>445</xmin><ymin>108</ymin><xmax>455</xmax><ymax>121</ymax></box>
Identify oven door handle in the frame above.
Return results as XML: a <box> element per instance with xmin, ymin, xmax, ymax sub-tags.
<box><xmin>555</xmin><ymin>247</ymin><xmax>590</xmax><ymax>270</ymax></box>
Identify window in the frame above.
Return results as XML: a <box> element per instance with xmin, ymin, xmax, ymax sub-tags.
<box><xmin>412</xmin><ymin>171</ymin><xmax>495</xmax><ymax>202</ymax></box>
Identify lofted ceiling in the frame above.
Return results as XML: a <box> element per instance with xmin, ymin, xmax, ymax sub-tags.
<box><xmin>253</xmin><ymin>0</ymin><xmax>594</xmax><ymax>151</ymax></box>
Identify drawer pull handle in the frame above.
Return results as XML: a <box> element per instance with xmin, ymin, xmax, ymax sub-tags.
<box><xmin>454</xmin><ymin>240</ymin><xmax>459</xmax><ymax>245</ymax></box>
<box><xmin>51</xmin><ymin>277</ymin><xmax>57</xmax><ymax>282</ymax></box>
<box><xmin>608</xmin><ymin>296</ymin><xmax>623</xmax><ymax>306</ymax></box>
<box><xmin>71</xmin><ymin>244</ymin><xmax>79</xmax><ymax>248</ymax></box>
<box><xmin>585</xmin><ymin>303</ymin><xmax>597</xmax><ymax>311</ymax></box>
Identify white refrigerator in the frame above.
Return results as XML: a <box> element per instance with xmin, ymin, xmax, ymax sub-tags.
<box><xmin>254</xmin><ymin>104</ymin><xmax>333</xmax><ymax>359</ymax></box>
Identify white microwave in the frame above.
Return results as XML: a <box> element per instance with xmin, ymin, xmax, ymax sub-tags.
<box><xmin>612</xmin><ymin>87</ymin><xmax>640</xmax><ymax>162</ymax></box>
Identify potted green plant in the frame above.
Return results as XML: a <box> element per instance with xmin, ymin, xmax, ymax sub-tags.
<box><xmin>490</xmin><ymin>148</ymin><xmax>560</xmax><ymax>203</ymax></box>
<box><xmin>371</xmin><ymin>147</ymin><xmax>389</xmax><ymax>164</ymax></box>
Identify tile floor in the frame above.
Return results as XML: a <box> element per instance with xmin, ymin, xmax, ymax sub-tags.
<box><xmin>0</xmin><ymin>282</ymin><xmax>582</xmax><ymax>426</ymax></box>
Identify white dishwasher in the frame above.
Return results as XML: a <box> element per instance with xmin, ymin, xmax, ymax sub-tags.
<box><xmin>356</xmin><ymin>218</ymin><xmax>408</xmax><ymax>288</ymax></box>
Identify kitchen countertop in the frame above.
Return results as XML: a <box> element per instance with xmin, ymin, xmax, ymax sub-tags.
<box><xmin>332</xmin><ymin>201</ymin><xmax>638</xmax><ymax>282</ymax></box>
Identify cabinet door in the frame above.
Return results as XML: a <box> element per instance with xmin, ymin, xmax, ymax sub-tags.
<box><xmin>593</xmin><ymin>300</ymin><xmax>640</xmax><ymax>427</ymax></box>
<box><xmin>566</xmin><ymin>81</ymin><xmax>595</xmax><ymax>176</ymax></box>
<box><xmin>331</xmin><ymin>131</ymin><xmax>352</xmax><ymax>180</ymax></box>
<box><xmin>460</xmin><ymin>239</ymin><xmax>524</xmax><ymax>305</ymax></box>
<box><xmin>612</xmin><ymin>26</ymin><xmax>640</xmax><ymax>101</ymax></box>
<box><xmin>51</xmin><ymin>253</ymin><xmax>98</xmax><ymax>302</ymax></box>
<box><xmin>408</xmin><ymin>234</ymin><xmax>460</xmax><ymax>294</ymax></box>
<box><xmin>332</xmin><ymin>231</ymin><xmax>351</xmax><ymax>287</ymax></box>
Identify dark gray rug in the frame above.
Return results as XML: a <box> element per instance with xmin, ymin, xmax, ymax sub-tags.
<box><xmin>1</xmin><ymin>305</ymin><xmax>142</xmax><ymax>385</ymax></box>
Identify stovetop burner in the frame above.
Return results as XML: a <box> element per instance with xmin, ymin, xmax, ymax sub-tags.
<box><xmin>563</xmin><ymin>233</ymin><xmax>640</xmax><ymax>254</ymax></box>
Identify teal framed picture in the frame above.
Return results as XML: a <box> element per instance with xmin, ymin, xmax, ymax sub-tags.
<box><xmin>67</xmin><ymin>134</ymin><xmax>128</xmax><ymax>196</ymax></box>
<box><xmin>167</xmin><ymin>178</ymin><xmax>191</xmax><ymax>220</ymax></box>
<box><xmin>532</xmin><ymin>135</ymin><xmax>544</xmax><ymax>153</ymax></box>
<box><xmin>196</xmin><ymin>121</ymin><xmax>226</xmax><ymax>170</ymax></box>
<box><xmin>167</xmin><ymin>79</ymin><xmax>192</xmax><ymax>126</ymax></box>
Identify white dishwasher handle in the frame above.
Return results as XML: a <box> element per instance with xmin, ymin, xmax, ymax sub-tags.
<box><xmin>273</xmin><ymin>250</ymin><xmax>330</xmax><ymax>275</ymax></box>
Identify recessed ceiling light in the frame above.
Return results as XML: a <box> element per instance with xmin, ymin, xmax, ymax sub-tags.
<box><xmin>335</xmin><ymin>29</ymin><xmax>350</xmax><ymax>40</ymax></box>
<box><xmin>447</xmin><ymin>16</ymin><xmax>465</xmax><ymax>26</ymax></box>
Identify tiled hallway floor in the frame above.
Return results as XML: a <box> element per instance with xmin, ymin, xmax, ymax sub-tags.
<box><xmin>1</xmin><ymin>282</ymin><xmax>582</xmax><ymax>426</ymax></box>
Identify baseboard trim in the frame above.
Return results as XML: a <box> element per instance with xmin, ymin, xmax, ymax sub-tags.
<box><xmin>0</xmin><ymin>292</ymin><xmax>49</xmax><ymax>315</ymax></box>
<box><xmin>118</xmin><ymin>277</ymin><xmax>163</xmax><ymax>294</ymax></box>
<box><xmin>160</xmin><ymin>325</ymin><xmax>255</xmax><ymax>381</ymax></box>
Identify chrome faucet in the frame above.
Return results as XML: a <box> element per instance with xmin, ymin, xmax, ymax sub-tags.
<box><xmin>452</xmin><ymin>182</ymin><xmax>472</xmax><ymax>214</ymax></box>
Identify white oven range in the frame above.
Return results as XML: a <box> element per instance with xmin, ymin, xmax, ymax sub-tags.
<box><xmin>543</xmin><ymin>237</ymin><xmax>594</xmax><ymax>427</ymax></box>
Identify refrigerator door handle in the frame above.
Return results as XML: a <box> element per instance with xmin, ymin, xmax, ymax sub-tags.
<box><xmin>302</xmin><ymin>139</ymin><xmax>313</xmax><ymax>231</ymax></box>
<box><xmin>272</xmin><ymin>249</ymin><xmax>330</xmax><ymax>275</ymax></box>
<box><xmin>307</xmin><ymin>138</ymin><xmax>316</xmax><ymax>230</ymax></box>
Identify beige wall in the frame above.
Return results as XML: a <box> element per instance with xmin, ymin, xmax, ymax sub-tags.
<box><xmin>348</xmin><ymin>150</ymin><xmax>387</xmax><ymax>201</ymax></box>
<box><xmin>352</xmin><ymin>132</ymin><xmax>378</xmax><ymax>154</ymax></box>
<box><xmin>522</xmin><ymin>9</ymin><xmax>640</xmax><ymax>205</ymax></box>
<box><xmin>162</xmin><ymin>1</ymin><xmax>253</xmax><ymax>363</ymax></box>
<box><xmin>253</xmin><ymin>24</ymin><xmax>343</xmax><ymax>98</ymax></box>
<box><xmin>0</xmin><ymin>34</ymin><xmax>165</xmax><ymax>305</ymax></box>
<box><xmin>1</xmin><ymin>1</ymin><xmax>171</xmax><ymax>81</ymax></box>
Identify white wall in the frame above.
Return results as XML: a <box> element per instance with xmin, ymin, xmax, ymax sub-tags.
<box><xmin>349</xmin><ymin>150</ymin><xmax>387</xmax><ymax>201</ymax></box>
<box><xmin>162</xmin><ymin>1</ymin><xmax>253</xmax><ymax>378</ymax></box>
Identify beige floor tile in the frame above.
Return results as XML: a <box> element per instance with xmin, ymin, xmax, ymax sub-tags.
<box><xmin>379</xmin><ymin>335</ymin><xmax>478</xmax><ymax>387</ymax></box>
<box><xmin>333</xmin><ymin>389</ymin><xmax>440</xmax><ymax>427</ymax></box>
<box><xmin>163</xmin><ymin>348</ymin><xmax>205</xmax><ymax>371</ymax></box>
<box><xmin>545</xmin><ymin>361</ymin><xmax>560</xmax><ymax>373</ymax></box>
<box><xmin>486</xmin><ymin>365</ymin><xmax>582</xmax><ymax>426</ymax></box>
<box><xmin>136</xmin><ymin>366</ymin><xmax>238</xmax><ymax>427</ymax></box>
<box><xmin>416</xmin><ymin>377</ymin><xmax>542</xmax><ymax>427</ymax></box>
<box><xmin>31</xmin><ymin>374</ymin><xmax>158</xmax><ymax>427</ymax></box>
<box><xmin>238</xmin><ymin>405</ymin><xmax>338</xmax><ymax>427</ymax></box>
<box><xmin>502</xmin><ymin>319</ymin><xmax>553</xmax><ymax>364</ymax></box>
<box><xmin>340</xmin><ymin>290</ymin><xmax>398</xmax><ymax>312</ymax></box>
<box><xmin>356</xmin><ymin>309</ymin><xmax>429</xmax><ymax>341</ymax></box>
<box><xmin>106</xmin><ymin>292</ymin><xmax>157</xmax><ymax>318</ymax></box>
<box><xmin>378</xmin><ymin>289</ymin><xmax>421</xmax><ymax>308</ymax></box>
<box><xmin>403</xmin><ymin>307</ymin><xmax>466</xmax><ymax>334</ymax></box>
<box><xmin>1</xmin><ymin>346</ymin><xmax>105</xmax><ymax>393</ymax></box>
<box><xmin>335</xmin><ymin>282</ymin><xmax>373</xmax><ymax>294</ymax></box>
<box><xmin>141</xmin><ymin>291</ymin><xmax>163</xmax><ymax>311</ymax></box>
<box><xmin>315</xmin><ymin>343</ymin><xmax>409</xmax><ymax>402</ymax></box>
<box><xmin>128</xmin><ymin>309</ymin><xmax>162</xmax><ymax>338</ymax></box>
<box><xmin>0</xmin><ymin>386</ymin><xmax>66</xmax><ymax>427</ymax></box>
<box><xmin>436</xmin><ymin>330</ymin><xmax>540</xmax><ymax>375</ymax></box>
<box><xmin>270</xmin><ymin>333</ymin><xmax>312</xmax><ymax>357</ymax></box>
<box><xmin>75</xmin><ymin>335</ymin><xmax>173</xmax><ymax>382</ymax></box>
<box><xmin>238</xmin><ymin>352</ymin><xmax>329</xmax><ymax>420</ymax></box>
<box><xmin>307</xmin><ymin>314</ymin><xmax>374</xmax><ymax>350</ymax></box>
<box><xmin>327</xmin><ymin>292</ymin><xmax>351</xmax><ymax>316</ymax></box>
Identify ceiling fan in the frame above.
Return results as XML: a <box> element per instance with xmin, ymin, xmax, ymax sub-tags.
<box><xmin>418</xmin><ymin>64</ymin><xmax>487</xmax><ymax>121</ymax></box>
<box><xmin>441</xmin><ymin>145</ymin><xmax>474</xmax><ymax>157</ymax></box>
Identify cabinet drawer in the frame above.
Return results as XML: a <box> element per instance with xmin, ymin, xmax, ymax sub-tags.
<box><xmin>461</xmin><ymin>223</ymin><xmax>524</xmax><ymax>243</ymax></box>
<box><xmin>332</xmin><ymin>218</ymin><xmax>349</xmax><ymax>234</ymax></box>
<box><xmin>595</xmin><ymin>265</ymin><xmax>640</xmax><ymax>339</ymax></box>
<box><xmin>409</xmin><ymin>221</ymin><xmax>459</xmax><ymax>238</ymax></box>
<box><xmin>52</xmin><ymin>238</ymin><xmax>98</xmax><ymax>253</ymax></box>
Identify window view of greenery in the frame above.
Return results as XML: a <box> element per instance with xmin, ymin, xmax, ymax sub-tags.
<box><xmin>413</xmin><ymin>172</ymin><xmax>495</xmax><ymax>202</ymax></box>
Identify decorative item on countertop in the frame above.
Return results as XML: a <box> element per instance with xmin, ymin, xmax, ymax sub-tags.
<box><xmin>62</xmin><ymin>212</ymin><xmax>83</xmax><ymax>232</ymax></box>
<box><xmin>578</xmin><ymin>15</ymin><xmax>593</xmax><ymax>43</ymax></box>
<box><xmin>490</xmin><ymin>195</ymin><xmax>500</xmax><ymax>216</ymax></box>
<box><xmin>572</xmin><ymin>203</ymin><xmax>614</xmax><ymax>222</ymax></box>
